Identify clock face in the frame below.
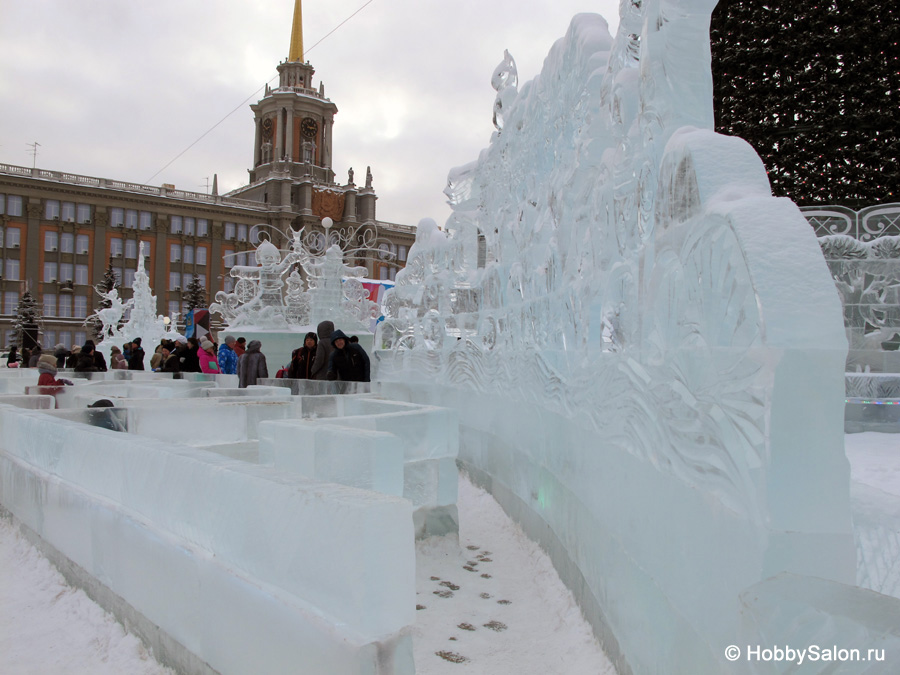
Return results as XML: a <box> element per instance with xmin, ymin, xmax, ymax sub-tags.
<box><xmin>301</xmin><ymin>117</ymin><xmax>318</xmax><ymax>139</ymax></box>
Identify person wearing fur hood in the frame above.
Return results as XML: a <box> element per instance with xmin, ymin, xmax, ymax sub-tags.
<box><xmin>37</xmin><ymin>353</ymin><xmax>73</xmax><ymax>394</ymax></box>
<box><xmin>237</xmin><ymin>339</ymin><xmax>268</xmax><ymax>388</ymax></box>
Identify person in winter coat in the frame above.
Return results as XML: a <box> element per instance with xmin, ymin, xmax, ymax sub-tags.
<box><xmin>65</xmin><ymin>346</ymin><xmax>80</xmax><ymax>369</ymax></box>
<box><xmin>238</xmin><ymin>339</ymin><xmax>268</xmax><ymax>388</ymax></box>
<box><xmin>27</xmin><ymin>344</ymin><xmax>43</xmax><ymax>368</ymax></box>
<box><xmin>83</xmin><ymin>340</ymin><xmax>108</xmax><ymax>372</ymax></box>
<box><xmin>326</xmin><ymin>329</ymin><xmax>370</xmax><ymax>382</ymax></box>
<box><xmin>217</xmin><ymin>335</ymin><xmax>239</xmax><ymax>375</ymax></box>
<box><xmin>160</xmin><ymin>341</ymin><xmax>181</xmax><ymax>374</ymax></box>
<box><xmin>37</xmin><ymin>353</ymin><xmax>73</xmax><ymax>395</ymax></box>
<box><xmin>53</xmin><ymin>343</ymin><xmax>69</xmax><ymax>369</ymax></box>
<box><xmin>128</xmin><ymin>337</ymin><xmax>145</xmax><ymax>370</ymax></box>
<box><xmin>109</xmin><ymin>346</ymin><xmax>128</xmax><ymax>370</ymax></box>
<box><xmin>234</xmin><ymin>337</ymin><xmax>246</xmax><ymax>358</ymax></box>
<box><xmin>6</xmin><ymin>346</ymin><xmax>19</xmax><ymax>368</ymax></box>
<box><xmin>181</xmin><ymin>337</ymin><xmax>202</xmax><ymax>373</ymax></box>
<box><xmin>74</xmin><ymin>343</ymin><xmax>99</xmax><ymax>372</ymax></box>
<box><xmin>199</xmin><ymin>339</ymin><xmax>220</xmax><ymax>374</ymax></box>
<box><xmin>310</xmin><ymin>320</ymin><xmax>336</xmax><ymax>380</ymax></box>
<box><xmin>288</xmin><ymin>332</ymin><xmax>318</xmax><ymax>379</ymax></box>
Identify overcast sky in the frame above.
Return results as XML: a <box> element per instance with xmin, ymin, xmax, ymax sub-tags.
<box><xmin>0</xmin><ymin>1</ymin><xmax>620</xmax><ymax>227</ymax></box>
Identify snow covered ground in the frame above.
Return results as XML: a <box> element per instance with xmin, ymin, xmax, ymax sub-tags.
<box><xmin>1</xmin><ymin>433</ymin><xmax>896</xmax><ymax>674</ymax></box>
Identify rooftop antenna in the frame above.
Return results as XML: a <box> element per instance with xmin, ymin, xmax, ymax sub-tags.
<box><xmin>201</xmin><ymin>176</ymin><xmax>210</xmax><ymax>194</ymax></box>
<box><xmin>26</xmin><ymin>141</ymin><xmax>41</xmax><ymax>169</ymax></box>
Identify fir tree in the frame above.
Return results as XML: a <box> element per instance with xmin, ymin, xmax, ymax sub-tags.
<box><xmin>85</xmin><ymin>259</ymin><xmax>120</xmax><ymax>341</ymax></box>
<box><xmin>184</xmin><ymin>274</ymin><xmax>207</xmax><ymax>312</ymax></box>
<box><xmin>710</xmin><ymin>2</ymin><xmax>900</xmax><ymax>206</ymax></box>
<box><xmin>14</xmin><ymin>290</ymin><xmax>41</xmax><ymax>350</ymax></box>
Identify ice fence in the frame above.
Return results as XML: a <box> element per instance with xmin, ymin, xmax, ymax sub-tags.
<box><xmin>374</xmin><ymin>4</ymin><xmax>898</xmax><ymax>673</ymax></box>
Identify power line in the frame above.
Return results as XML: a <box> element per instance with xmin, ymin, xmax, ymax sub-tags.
<box><xmin>145</xmin><ymin>0</ymin><xmax>377</xmax><ymax>185</ymax></box>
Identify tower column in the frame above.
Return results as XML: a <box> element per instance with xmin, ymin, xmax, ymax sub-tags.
<box><xmin>285</xmin><ymin>109</ymin><xmax>294</xmax><ymax>161</ymax></box>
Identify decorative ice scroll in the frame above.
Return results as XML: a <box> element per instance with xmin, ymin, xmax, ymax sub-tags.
<box><xmin>210</xmin><ymin>220</ymin><xmax>385</xmax><ymax>330</ymax></box>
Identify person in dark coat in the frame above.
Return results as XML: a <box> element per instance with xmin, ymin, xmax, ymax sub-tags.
<box><xmin>310</xmin><ymin>320</ymin><xmax>336</xmax><ymax>380</ymax></box>
<box><xmin>182</xmin><ymin>337</ymin><xmax>202</xmax><ymax>373</ymax></box>
<box><xmin>238</xmin><ymin>339</ymin><xmax>268</xmax><ymax>388</ymax></box>
<box><xmin>74</xmin><ymin>343</ymin><xmax>99</xmax><ymax>372</ymax></box>
<box><xmin>65</xmin><ymin>346</ymin><xmax>80</xmax><ymax>369</ymax></box>
<box><xmin>27</xmin><ymin>344</ymin><xmax>42</xmax><ymax>368</ymax></box>
<box><xmin>6</xmin><ymin>346</ymin><xmax>18</xmax><ymax>367</ymax></box>
<box><xmin>326</xmin><ymin>329</ymin><xmax>370</xmax><ymax>382</ymax></box>
<box><xmin>160</xmin><ymin>340</ymin><xmax>181</xmax><ymax>374</ymax></box>
<box><xmin>83</xmin><ymin>340</ymin><xmax>108</xmax><ymax>372</ymax></box>
<box><xmin>288</xmin><ymin>332</ymin><xmax>318</xmax><ymax>379</ymax></box>
<box><xmin>54</xmin><ymin>343</ymin><xmax>69</xmax><ymax>369</ymax></box>
<box><xmin>128</xmin><ymin>337</ymin><xmax>145</xmax><ymax>370</ymax></box>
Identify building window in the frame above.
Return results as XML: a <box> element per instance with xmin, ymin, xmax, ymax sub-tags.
<box><xmin>223</xmin><ymin>248</ymin><xmax>234</xmax><ymax>267</ymax></box>
<box><xmin>198</xmin><ymin>274</ymin><xmax>206</xmax><ymax>287</ymax></box>
<box><xmin>4</xmin><ymin>227</ymin><xmax>20</xmax><ymax>248</ymax></box>
<box><xmin>0</xmin><ymin>194</ymin><xmax>4</xmax><ymax>214</ymax></box>
<box><xmin>139</xmin><ymin>211</ymin><xmax>152</xmax><ymax>230</ymax></box>
<box><xmin>184</xmin><ymin>245</ymin><xmax>194</xmax><ymax>265</ymax></box>
<box><xmin>75</xmin><ymin>264</ymin><xmax>89</xmax><ymax>285</ymax></box>
<box><xmin>44</xmin><ymin>262</ymin><xmax>58</xmax><ymax>282</ymax></box>
<box><xmin>44</xmin><ymin>231</ymin><xmax>59</xmax><ymax>251</ymax></box>
<box><xmin>60</xmin><ymin>262</ymin><xmax>73</xmax><ymax>282</ymax></box>
<box><xmin>125</xmin><ymin>239</ymin><xmax>138</xmax><ymax>258</ymax></box>
<box><xmin>124</xmin><ymin>269</ymin><xmax>135</xmax><ymax>288</ymax></box>
<box><xmin>77</xmin><ymin>203</ymin><xmax>91</xmax><ymax>223</ymax></box>
<box><xmin>43</xmin><ymin>331</ymin><xmax>56</xmax><ymax>349</ymax></box>
<box><xmin>45</xmin><ymin>200</ymin><xmax>60</xmax><ymax>220</ymax></box>
<box><xmin>184</xmin><ymin>217</ymin><xmax>195</xmax><ymax>236</ymax></box>
<box><xmin>224</xmin><ymin>222</ymin><xmax>235</xmax><ymax>240</ymax></box>
<box><xmin>113</xmin><ymin>268</ymin><xmax>122</xmax><ymax>284</ymax></box>
<box><xmin>399</xmin><ymin>245</ymin><xmax>408</xmax><ymax>262</ymax></box>
<box><xmin>170</xmin><ymin>243</ymin><xmax>181</xmax><ymax>263</ymax></box>
<box><xmin>196</xmin><ymin>246</ymin><xmax>207</xmax><ymax>266</ymax></box>
<box><xmin>379</xmin><ymin>265</ymin><xmax>389</xmax><ymax>280</ymax></box>
<box><xmin>236</xmin><ymin>252</ymin><xmax>248</xmax><ymax>266</ymax></box>
<box><xmin>237</xmin><ymin>224</ymin><xmax>248</xmax><ymax>241</ymax></box>
<box><xmin>58</xmin><ymin>295</ymin><xmax>72</xmax><ymax>318</ymax></box>
<box><xmin>197</xmin><ymin>219</ymin><xmax>208</xmax><ymax>236</ymax></box>
<box><xmin>110</xmin><ymin>207</ymin><xmax>125</xmax><ymax>227</ymax></box>
<box><xmin>171</xmin><ymin>215</ymin><xmax>183</xmax><ymax>234</ymax></box>
<box><xmin>125</xmin><ymin>209</ymin><xmax>138</xmax><ymax>229</ymax></box>
<box><xmin>4</xmin><ymin>291</ymin><xmax>18</xmax><ymax>314</ymax></box>
<box><xmin>44</xmin><ymin>294</ymin><xmax>56</xmax><ymax>316</ymax></box>
<box><xmin>74</xmin><ymin>296</ymin><xmax>87</xmax><ymax>319</ymax></box>
<box><xmin>4</xmin><ymin>259</ymin><xmax>19</xmax><ymax>280</ymax></box>
<box><xmin>169</xmin><ymin>272</ymin><xmax>180</xmax><ymax>289</ymax></box>
<box><xmin>60</xmin><ymin>232</ymin><xmax>74</xmax><ymax>254</ymax></box>
<box><xmin>59</xmin><ymin>331</ymin><xmax>72</xmax><ymax>348</ymax></box>
<box><xmin>168</xmin><ymin>301</ymin><xmax>180</xmax><ymax>317</ymax></box>
<box><xmin>110</xmin><ymin>237</ymin><xmax>123</xmax><ymax>258</ymax></box>
<box><xmin>182</xmin><ymin>273</ymin><xmax>193</xmax><ymax>288</ymax></box>
<box><xmin>223</xmin><ymin>277</ymin><xmax>234</xmax><ymax>293</ymax></box>
<box><xmin>61</xmin><ymin>202</ymin><xmax>75</xmax><ymax>222</ymax></box>
<box><xmin>76</xmin><ymin>234</ymin><xmax>90</xmax><ymax>254</ymax></box>
<box><xmin>6</xmin><ymin>195</ymin><xmax>23</xmax><ymax>217</ymax></box>
<box><xmin>74</xmin><ymin>331</ymin><xmax>86</xmax><ymax>346</ymax></box>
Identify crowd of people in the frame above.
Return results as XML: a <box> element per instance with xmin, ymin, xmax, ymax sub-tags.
<box><xmin>5</xmin><ymin>319</ymin><xmax>371</xmax><ymax>390</ymax></box>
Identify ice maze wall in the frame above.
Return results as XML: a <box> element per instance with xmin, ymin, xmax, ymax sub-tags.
<box><xmin>374</xmin><ymin>3</ymin><xmax>887</xmax><ymax>673</ymax></box>
<box><xmin>0</xmin><ymin>402</ymin><xmax>417</xmax><ymax>675</ymax></box>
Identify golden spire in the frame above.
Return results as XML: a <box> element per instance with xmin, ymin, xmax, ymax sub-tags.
<box><xmin>288</xmin><ymin>0</ymin><xmax>304</xmax><ymax>62</ymax></box>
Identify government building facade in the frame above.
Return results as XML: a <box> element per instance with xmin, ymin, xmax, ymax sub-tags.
<box><xmin>0</xmin><ymin>0</ymin><xmax>415</xmax><ymax>349</ymax></box>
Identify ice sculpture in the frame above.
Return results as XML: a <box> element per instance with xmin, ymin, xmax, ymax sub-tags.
<box><xmin>93</xmin><ymin>243</ymin><xmax>181</xmax><ymax>369</ymax></box>
<box><xmin>210</xmin><ymin>221</ymin><xmax>380</xmax><ymax>332</ymax></box>
<box><xmin>375</xmin><ymin>3</ymin><xmax>865</xmax><ymax>673</ymax></box>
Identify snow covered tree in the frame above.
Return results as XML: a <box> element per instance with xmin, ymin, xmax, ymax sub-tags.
<box><xmin>85</xmin><ymin>259</ymin><xmax>119</xmax><ymax>340</ymax></box>
<box><xmin>14</xmin><ymin>290</ymin><xmax>41</xmax><ymax>350</ymax></box>
<box><xmin>710</xmin><ymin>2</ymin><xmax>900</xmax><ymax>206</ymax></box>
<box><xmin>183</xmin><ymin>274</ymin><xmax>207</xmax><ymax>312</ymax></box>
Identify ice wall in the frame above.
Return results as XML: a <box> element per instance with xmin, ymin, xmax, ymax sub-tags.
<box><xmin>0</xmin><ymin>404</ymin><xmax>415</xmax><ymax>674</ymax></box>
<box><xmin>375</xmin><ymin>3</ymin><xmax>857</xmax><ymax>672</ymax></box>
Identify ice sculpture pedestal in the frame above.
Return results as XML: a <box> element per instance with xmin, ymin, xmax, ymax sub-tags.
<box><xmin>236</xmin><ymin>329</ymin><xmax>374</xmax><ymax>373</ymax></box>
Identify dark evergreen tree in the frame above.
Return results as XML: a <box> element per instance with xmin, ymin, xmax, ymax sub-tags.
<box><xmin>85</xmin><ymin>259</ymin><xmax>119</xmax><ymax>340</ymax></box>
<box><xmin>184</xmin><ymin>274</ymin><xmax>207</xmax><ymax>312</ymax></box>
<box><xmin>710</xmin><ymin>1</ymin><xmax>899</xmax><ymax>206</ymax></box>
<box><xmin>14</xmin><ymin>290</ymin><xmax>41</xmax><ymax>350</ymax></box>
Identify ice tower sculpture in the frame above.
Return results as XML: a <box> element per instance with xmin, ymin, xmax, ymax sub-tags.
<box><xmin>374</xmin><ymin>3</ymin><xmax>877</xmax><ymax>673</ymax></box>
<box><xmin>93</xmin><ymin>243</ymin><xmax>181</xmax><ymax>369</ymax></box>
<box><xmin>210</xmin><ymin>222</ymin><xmax>379</xmax><ymax>331</ymax></box>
